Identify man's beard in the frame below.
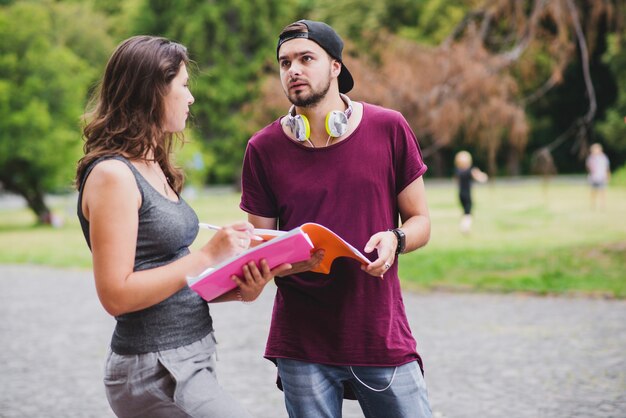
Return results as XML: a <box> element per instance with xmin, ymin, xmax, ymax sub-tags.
<box><xmin>287</xmin><ymin>78</ymin><xmax>331</xmax><ymax>108</ymax></box>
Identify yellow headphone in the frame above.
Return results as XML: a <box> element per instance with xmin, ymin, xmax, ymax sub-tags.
<box><xmin>285</xmin><ymin>94</ymin><xmax>353</xmax><ymax>143</ymax></box>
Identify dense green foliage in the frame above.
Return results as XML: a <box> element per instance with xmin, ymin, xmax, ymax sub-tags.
<box><xmin>0</xmin><ymin>1</ymin><xmax>113</xmax><ymax>220</ymax></box>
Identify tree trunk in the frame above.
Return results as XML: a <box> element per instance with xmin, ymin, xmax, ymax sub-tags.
<box><xmin>0</xmin><ymin>161</ymin><xmax>52</xmax><ymax>224</ymax></box>
<box><xmin>506</xmin><ymin>147</ymin><xmax>521</xmax><ymax>176</ymax></box>
<box><xmin>23</xmin><ymin>188</ymin><xmax>52</xmax><ymax>224</ymax></box>
<box><xmin>428</xmin><ymin>150</ymin><xmax>446</xmax><ymax>177</ymax></box>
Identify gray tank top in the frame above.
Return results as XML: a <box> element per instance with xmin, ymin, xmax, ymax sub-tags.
<box><xmin>77</xmin><ymin>155</ymin><xmax>213</xmax><ymax>354</ymax></box>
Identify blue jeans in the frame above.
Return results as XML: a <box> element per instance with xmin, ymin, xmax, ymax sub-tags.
<box><xmin>276</xmin><ymin>358</ymin><xmax>432</xmax><ymax>418</ymax></box>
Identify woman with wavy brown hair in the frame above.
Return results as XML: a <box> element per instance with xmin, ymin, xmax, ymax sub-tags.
<box><xmin>76</xmin><ymin>35</ymin><xmax>290</xmax><ymax>418</ymax></box>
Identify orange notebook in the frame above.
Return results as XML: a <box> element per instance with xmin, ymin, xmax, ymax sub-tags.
<box><xmin>255</xmin><ymin>222</ymin><xmax>371</xmax><ymax>274</ymax></box>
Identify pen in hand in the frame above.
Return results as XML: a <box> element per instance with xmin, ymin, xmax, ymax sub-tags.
<box><xmin>198</xmin><ymin>223</ymin><xmax>264</xmax><ymax>241</ymax></box>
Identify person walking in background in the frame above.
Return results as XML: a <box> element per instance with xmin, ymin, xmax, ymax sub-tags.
<box><xmin>586</xmin><ymin>143</ymin><xmax>610</xmax><ymax>210</ymax></box>
<box><xmin>75</xmin><ymin>35</ymin><xmax>290</xmax><ymax>418</ymax></box>
<box><xmin>454</xmin><ymin>150</ymin><xmax>488</xmax><ymax>234</ymax></box>
<box><xmin>240</xmin><ymin>20</ymin><xmax>432</xmax><ymax>418</ymax></box>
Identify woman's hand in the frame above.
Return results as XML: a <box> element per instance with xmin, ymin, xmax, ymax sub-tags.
<box><xmin>232</xmin><ymin>259</ymin><xmax>292</xmax><ymax>302</ymax></box>
<box><xmin>200</xmin><ymin>221</ymin><xmax>255</xmax><ymax>264</ymax></box>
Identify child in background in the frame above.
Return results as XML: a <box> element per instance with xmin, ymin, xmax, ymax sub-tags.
<box><xmin>454</xmin><ymin>151</ymin><xmax>488</xmax><ymax>233</ymax></box>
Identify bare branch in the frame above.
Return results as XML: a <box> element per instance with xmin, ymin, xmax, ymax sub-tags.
<box><xmin>530</xmin><ymin>0</ymin><xmax>600</xmax><ymax>163</ymax></box>
<box><xmin>520</xmin><ymin>75</ymin><xmax>560</xmax><ymax>106</ymax></box>
<box><xmin>496</xmin><ymin>0</ymin><xmax>546</xmax><ymax>68</ymax></box>
<box><xmin>566</xmin><ymin>0</ymin><xmax>597</xmax><ymax>124</ymax></box>
<box><xmin>479</xmin><ymin>11</ymin><xmax>493</xmax><ymax>42</ymax></box>
<box><xmin>442</xmin><ymin>10</ymin><xmax>486</xmax><ymax>47</ymax></box>
<box><xmin>421</xmin><ymin>138</ymin><xmax>448</xmax><ymax>159</ymax></box>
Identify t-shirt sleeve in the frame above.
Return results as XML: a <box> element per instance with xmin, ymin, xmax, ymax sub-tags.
<box><xmin>240</xmin><ymin>142</ymin><xmax>278</xmax><ymax>218</ymax></box>
<box><xmin>393</xmin><ymin>113</ymin><xmax>427</xmax><ymax>193</ymax></box>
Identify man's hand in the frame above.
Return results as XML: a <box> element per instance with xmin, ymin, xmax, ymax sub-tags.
<box><xmin>275</xmin><ymin>249</ymin><xmax>325</xmax><ymax>276</ymax></box>
<box><xmin>362</xmin><ymin>231</ymin><xmax>397</xmax><ymax>277</ymax></box>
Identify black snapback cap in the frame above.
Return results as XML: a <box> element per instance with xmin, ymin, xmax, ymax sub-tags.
<box><xmin>277</xmin><ymin>20</ymin><xmax>354</xmax><ymax>93</ymax></box>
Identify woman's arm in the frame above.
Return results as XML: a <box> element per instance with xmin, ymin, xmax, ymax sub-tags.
<box><xmin>83</xmin><ymin>160</ymin><xmax>248</xmax><ymax>316</ymax></box>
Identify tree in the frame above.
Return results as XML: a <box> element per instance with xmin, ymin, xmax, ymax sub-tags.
<box><xmin>442</xmin><ymin>0</ymin><xmax>621</xmax><ymax>174</ymax></box>
<box><xmin>0</xmin><ymin>1</ymin><xmax>112</xmax><ymax>222</ymax></box>
<box><xmin>133</xmin><ymin>0</ymin><xmax>298</xmax><ymax>183</ymax></box>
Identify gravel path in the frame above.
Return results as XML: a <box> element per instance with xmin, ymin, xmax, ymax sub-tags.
<box><xmin>0</xmin><ymin>265</ymin><xmax>624</xmax><ymax>418</ymax></box>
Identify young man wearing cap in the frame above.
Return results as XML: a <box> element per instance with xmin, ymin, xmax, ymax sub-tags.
<box><xmin>240</xmin><ymin>20</ymin><xmax>432</xmax><ymax>417</ymax></box>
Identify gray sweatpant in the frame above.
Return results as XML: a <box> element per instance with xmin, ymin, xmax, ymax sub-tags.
<box><xmin>103</xmin><ymin>332</ymin><xmax>253</xmax><ymax>418</ymax></box>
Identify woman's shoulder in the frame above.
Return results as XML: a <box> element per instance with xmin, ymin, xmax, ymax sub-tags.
<box><xmin>80</xmin><ymin>156</ymin><xmax>142</xmax><ymax>218</ymax></box>
<box><xmin>86</xmin><ymin>157</ymin><xmax>136</xmax><ymax>191</ymax></box>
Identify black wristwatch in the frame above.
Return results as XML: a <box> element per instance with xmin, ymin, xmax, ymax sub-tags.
<box><xmin>390</xmin><ymin>228</ymin><xmax>406</xmax><ymax>255</ymax></box>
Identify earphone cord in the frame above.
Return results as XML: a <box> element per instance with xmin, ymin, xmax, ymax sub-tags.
<box><xmin>307</xmin><ymin>135</ymin><xmax>332</xmax><ymax>148</ymax></box>
<box><xmin>305</xmin><ymin>135</ymin><xmax>332</xmax><ymax>148</ymax></box>
<box><xmin>349</xmin><ymin>366</ymin><xmax>398</xmax><ymax>392</ymax></box>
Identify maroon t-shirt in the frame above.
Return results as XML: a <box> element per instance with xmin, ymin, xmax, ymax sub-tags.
<box><xmin>240</xmin><ymin>103</ymin><xmax>427</xmax><ymax>368</ymax></box>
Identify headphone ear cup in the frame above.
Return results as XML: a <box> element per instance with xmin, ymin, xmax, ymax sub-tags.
<box><xmin>325</xmin><ymin>110</ymin><xmax>349</xmax><ymax>137</ymax></box>
<box><xmin>293</xmin><ymin>115</ymin><xmax>311</xmax><ymax>142</ymax></box>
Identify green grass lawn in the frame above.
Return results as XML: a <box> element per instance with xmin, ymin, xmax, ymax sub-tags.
<box><xmin>403</xmin><ymin>178</ymin><xmax>626</xmax><ymax>297</ymax></box>
<box><xmin>1</xmin><ymin>178</ymin><xmax>624</xmax><ymax>297</ymax></box>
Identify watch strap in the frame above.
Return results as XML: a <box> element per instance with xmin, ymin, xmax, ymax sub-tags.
<box><xmin>389</xmin><ymin>228</ymin><xmax>406</xmax><ymax>255</ymax></box>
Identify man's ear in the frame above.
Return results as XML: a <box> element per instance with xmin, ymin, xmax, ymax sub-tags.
<box><xmin>331</xmin><ymin>59</ymin><xmax>342</xmax><ymax>78</ymax></box>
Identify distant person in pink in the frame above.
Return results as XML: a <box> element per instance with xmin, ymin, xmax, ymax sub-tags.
<box><xmin>240</xmin><ymin>20</ymin><xmax>432</xmax><ymax>418</ymax></box>
<box><xmin>586</xmin><ymin>143</ymin><xmax>610</xmax><ymax>210</ymax></box>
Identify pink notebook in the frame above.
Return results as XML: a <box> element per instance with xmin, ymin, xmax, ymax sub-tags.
<box><xmin>188</xmin><ymin>227</ymin><xmax>314</xmax><ymax>301</ymax></box>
